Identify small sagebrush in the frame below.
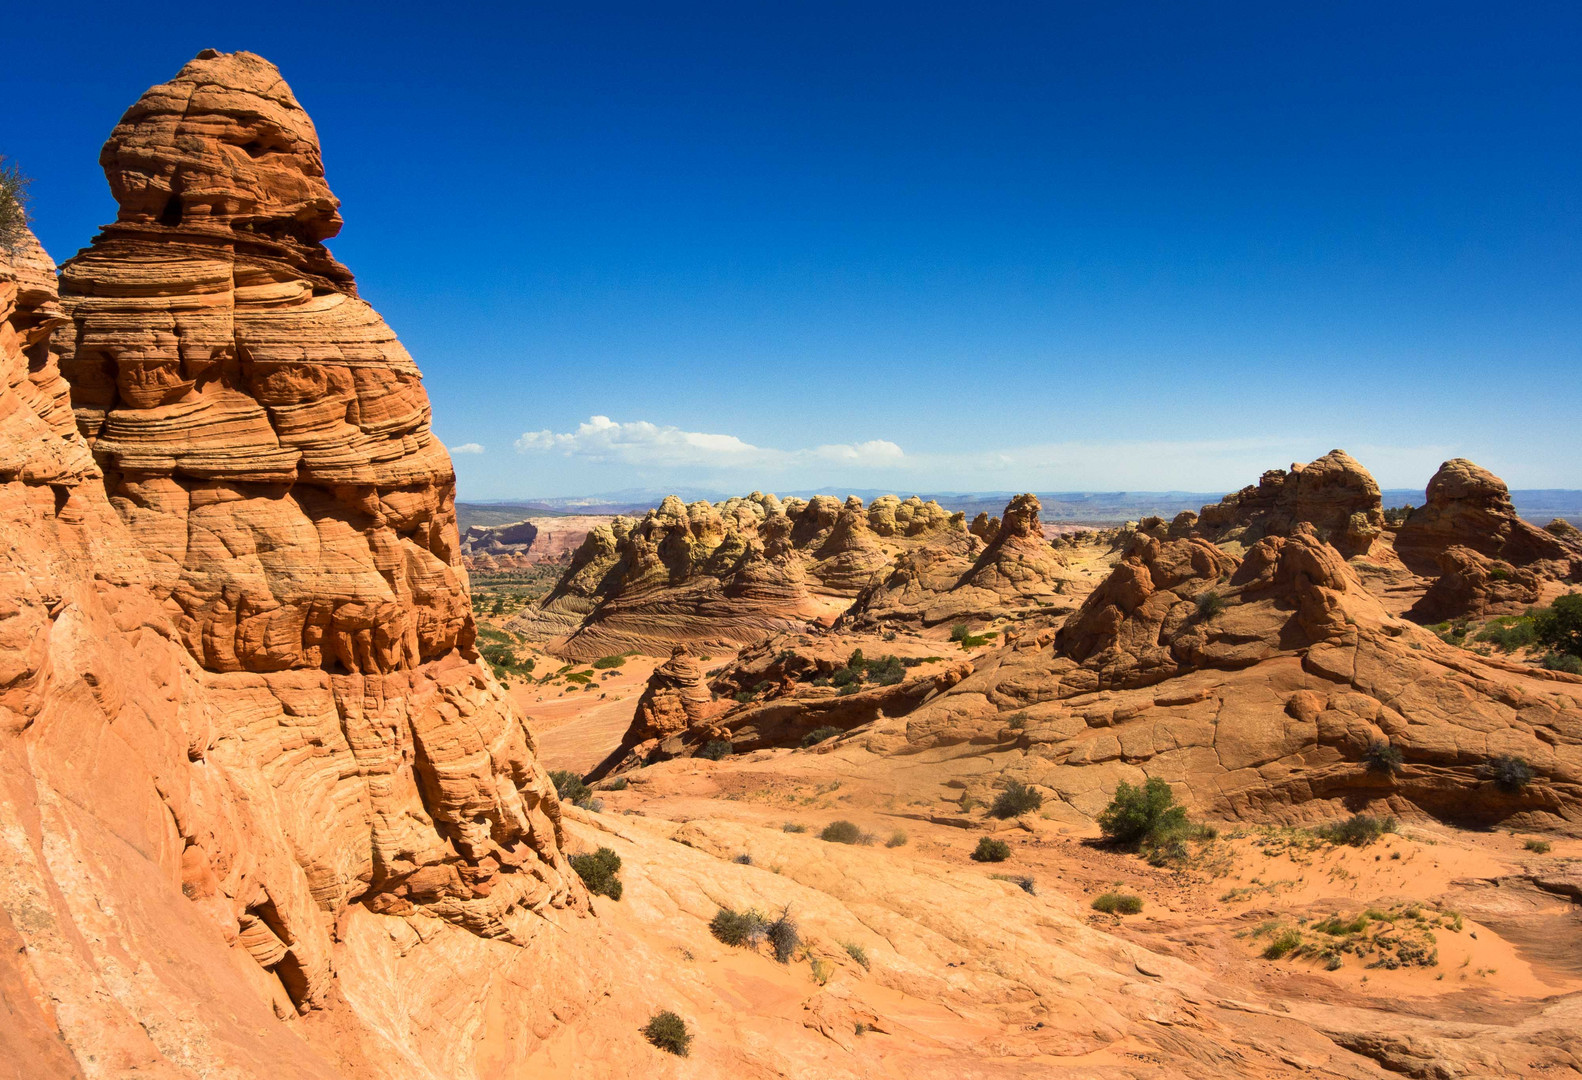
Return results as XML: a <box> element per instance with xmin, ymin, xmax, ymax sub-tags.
<box><xmin>709</xmin><ymin>907</ymin><xmax>767</xmax><ymax>947</ymax></box>
<box><xmin>1364</xmin><ymin>740</ymin><xmax>1404</xmax><ymax>775</ymax></box>
<box><xmin>1091</xmin><ymin>892</ymin><xmax>1143</xmax><ymax>915</ymax></box>
<box><xmin>1313</xmin><ymin>814</ymin><xmax>1396</xmax><ymax>847</ymax></box>
<box><xmin>971</xmin><ymin>837</ymin><xmax>1011</xmax><ymax>863</ymax></box>
<box><xmin>990</xmin><ymin>780</ymin><xmax>1043</xmax><ymax>819</ymax></box>
<box><xmin>820</xmin><ymin>820</ymin><xmax>863</xmax><ymax>844</ymax></box>
<box><xmin>643</xmin><ymin>1010</ymin><xmax>691</xmax><ymax>1056</ymax></box>
<box><xmin>1196</xmin><ymin>590</ymin><xmax>1226</xmax><ymax>618</ymax></box>
<box><xmin>1525</xmin><ymin>838</ymin><xmax>1552</xmax><ymax>854</ymax></box>
<box><xmin>697</xmin><ymin>739</ymin><xmax>733</xmax><ymax>761</ymax></box>
<box><xmin>884</xmin><ymin>830</ymin><xmax>908</xmax><ymax>848</ymax></box>
<box><xmin>801</xmin><ymin>726</ymin><xmax>843</xmax><ymax>747</ymax></box>
<box><xmin>568</xmin><ymin>847</ymin><xmax>623</xmax><ymax>900</ymax></box>
<box><xmin>549</xmin><ymin>769</ymin><xmax>591</xmax><ymax>803</ymax></box>
<box><xmin>843</xmin><ymin>942</ymin><xmax>870</xmax><ymax>969</ymax></box>
<box><xmin>1483</xmin><ymin>754</ymin><xmax>1535</xmax><ymax>792</ymax></box>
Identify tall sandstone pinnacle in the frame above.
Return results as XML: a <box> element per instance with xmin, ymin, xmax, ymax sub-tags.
<box><xmin>0</xmin><ymin>50</ymin><xmax>584</xmax><ymax>1076</ymax></box>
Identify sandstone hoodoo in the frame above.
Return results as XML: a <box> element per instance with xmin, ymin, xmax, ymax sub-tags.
<box><xmin>0</xmin><ymin>52</ymin><xmax>584</xmax><ymax>1075</ymax></box>
<box><xmin>1189</xmin><ymin>449</ymin><xmax>1386</xmax><ymax>558</ymax></box>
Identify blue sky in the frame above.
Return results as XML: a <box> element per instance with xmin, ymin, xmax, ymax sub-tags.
<box><xmin>6</xmin><ymin>2</ymin><xmax>1580</xmax><ymax>498</ymax></box>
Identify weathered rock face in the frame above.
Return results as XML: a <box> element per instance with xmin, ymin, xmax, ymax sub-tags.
<box><xmin>518</xmin><ymin>491</ymin><xmax>958</xmax><ymax>659</ymax></box>
<box><xmin>1193</xmin><ymin>449</ymin><xmax>1385</xmax><ymax>559</ymax></box>
<box><xmin>1396</xmin><ymin>460</ymin><xmax>1582</xmax><ymax>601</ymax></box>
<box><xmin>631</xmin><ymin>645</ymin><xmax>719</xmax><ymax>742</ymax></box>
<box><xmin>0</xmin><ymin>53</ymin><xmax>585</xmax><ymax>1076</ymax></box>
<box><xmin>842</xmin><ymin>493</ymin><xmax>1077</xmax><ymax>630</ymax></box>
<box><xmin>881</xmin><ymin>524</ymin><xmax>1582</xmax><ymax>832</ymax></box>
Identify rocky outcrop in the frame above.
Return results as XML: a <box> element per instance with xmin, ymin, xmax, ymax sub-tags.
<box><xmin>1193</xmin><ymin>449</ymin><xmax>1386</xmax><ymax>558</ymax></box>
<box><xmin>630</xmin><ymin>645</ymin><xmax>720</xmax><ymax>742</ymax></box>
<box><xmin>877</xmin><ymin>524</ymin><xmax>1582</xmax><ymax>832</ymax></box>
<box><xmin>842</xmin><ymin>493</ymin><xmax>1077</xmax><ymax>630</ymax></box>
<box><xmin>459</xmin><ymin>514</ymin><xmax>610</xmax><ymax>570</ymax></box>
<box><xmin>1396</xmin><ymin>460</ymin><xmax>1582</xmax><ymax>618</ymax></box>
<box><xmin>0</xmin><ymin>53</ymin><xmax>583</xmax><ymax>1077</ymax></box>
<box><xmin>516</xmin><ymin>492</ymin><xmax>958</xmax><ymax>659</ymax></box>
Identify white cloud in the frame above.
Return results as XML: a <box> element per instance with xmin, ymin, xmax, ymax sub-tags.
<box><xmin>451</xmin><ymin>442</ymin><xmax>486</xmax><ymax>455</ymax></box>
<box><xmin>515</xmin><ymin>416</ymin><xmax>907</xmax><ymax>470</ymax></box>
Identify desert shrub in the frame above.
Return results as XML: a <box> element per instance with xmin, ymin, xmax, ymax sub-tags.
<box><xmin>733</xmin><ymin>690</ymin><xmax>757</xmax><ymax>703</ymax></box>
<box><xmin>1005</xmin><ymin>712</ymin><xmax>1027</xmax><ymax>730</ymax></box>
<box><xmin>709</xmin><ymin>907</ymin><xmax>767</xmax><ymax>946</ymax></box>
<box><xmin>1542</xmin><ymin>652</ymin><xmax>1582</xmax><ymax>675</ymax></box>
<box><xmin>820</xmin><ymin>820</ymin><xmax>863</xmax><ymax>844</ymax></box>
<box><xmin>1365</xmin><ymin>740</ymin><xmax>1404</xmax><ymax>774</ymax></box>
<box><xmin>1533</xmin><ymin>594</ymin><xmax>1582</xmax><ymax>657</ymax></box>
<box><xmin>830</xmin><ymin>665</ymin><xmax>863</xmax><ymax>687</ymax></box>
<box><xmin>1475</xmin><ymin>616</ymin><xmax>1538</xmax><ymax>652</ymax></box>
<box><xmin>1141</xmin><ymin>817</ymin><xmax>1216</xmax><ymax>866</ymax></box>
<box><xmin>1483</xmin><ymin>754</ymin><xmax>1535</xmax><ymax>792</ymax></box>
<box><xmin>1097</xmin><ymin>777</ymin><xmax>1186</xmax><ymax>847</ymax></box>
<box><xmin>992</xmin><ymin>873</ymin><xmax>1036</xmax><ymax>894</ymax></box>
<box><xmin>843</xmin><ymin>942</ymin><xmax>870</xmax><ymax>968</ymax></box>
<box><xmin>868</xmin><ymin>655</ymin><xmax>905</xmax><ymax>685</ymax></box>
<box><xmin>697</xmin><ymin>739</ymin><xmax>733</xmax><ymax>761</ymax></box>
<box><xmin>765</xmin><ymin>908</ymin><xmax>800</xmax><ymax>962</ymax></box>
<box><xmin>1525</xmin><ymin>838</ymin><xmax>1552</xmax><ymax>854</ymax></box>
<box><xmin>990</xmin><ymin>780</ymin><xmax>1044</xmax><ymax>819</ymax></box>
<box><xmin>1487</xmin><ymin>563</ymin><xmax>1513</xmax><ymax>581</ymax></box>
<box><xmin>643</xmin><ymin>1010</ymin><xmax>691</xmax><ymax>1056</ymax></box>
<box><xmin>1311</xmin><ymin>912</ymin><xmax>1370</xmax><ymax>936</ymax></box>
<box><xmin>1382</xmin><ymin>505</ymin><xmax>1413</xmax><ymax>526</ymax></box>
<box><xmin>733</xmin><ymin>853</ymin><xmax>753</xmax><ymax>865</ymax></box>
<box><xmin>810</xmin><ymin>676</ymin><xmax>832</xmax><ymax>686</ymax></box>
<box><xmin>801</xmin><ymin>726</ymin><xmax>843</xmax><ymax>747</ymax></box>
<box><xmin>591</xmin><ymin>653</ymin><xmax>629</xmax><ymax>669</ymax></box>
<box><xmin>837</xmin><ymin>683</ymin><xmax>860</xmax><ymax>695</ymax></box>
<box><xmin>782</xmin><ymin>822</ymin><xmax>807</xmax><ymax>833</ymax></box>
<box><xmin>1314</xmin><ymin>814</ymin><xmax>1396</xmax><ymax>847</ymax></box>
<box><xmin>1262</xmin><ymin>929</ymin><xmax>1303</xmax><ymax>960</ymax></box>
<box><xmin>885</xmin><ymin>830</ymin><xmax>908</xmax><ymax>848</ymax></box>
<box><xmin>1196</xmin><ymin>590</ymin><xmax>1226</xmax><ymax>619</ymax></box>
<box><xmin>0</xmin><ymin>158</ymin><xmax>29</xmax><ymax>253</ymax></box>
<box><xmin>568</xmin><ymin>847</ymin><xmax>622</xmax><ymax>900</ymax></box>
<box><xmin>1091</xmin><ymin>892</ymin><xmax>1143</xmax><ymax>915</ymax></box>
<box><xmin>971</xmin><ymin>837</ymin><xmax>1011</xmax><ymax>862</ymax></box>
<box><xmin>949</xmin><ymin>623</ymin><xmax>970</xmax><ymax>642</ymax></box>
<box><xmin>600</xmin><ymin>777</ymin><xmax>629</xmax><ymax>791</ymax></box>
<box><xmin>575</xmin><ymin>796</ymin><xmax>604</xmax><ymax>813</ymax></box>
<box><xmin>549</xmin><ymin>769</ymin><xmax>591</xmax><ymax>803</ymax></box>
<box><xmin>956</xmin><ymin>631</ymin><xmax>996</xmax><ymax>648</ymax></box>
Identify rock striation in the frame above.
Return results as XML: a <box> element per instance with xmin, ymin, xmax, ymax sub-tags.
<box><xmin>841</xmin><ymin>493</ymin><xmax>1078</xmax><ymax>630</ymax></box>
<box><xmin>1396</xmin><ymin>459</ymin><xmax>1582</xmax><ymax>619</ymax></box>
<box><xmin>516</xmin><ymin>492</ymin><xmax>959</xmax><ymax>659</ymax></box>
<box><xmin>0</xmin><ymin>53</ymin><xmax>584</xmax><ymax>1076</ymax></box>
<box><xmin>1190</xmin><ymin>449</ymin><xmax>1386</xmax><ymax>559</ymax></box>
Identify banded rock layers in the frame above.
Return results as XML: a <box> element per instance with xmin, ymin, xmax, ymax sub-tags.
<box><xmin>0</xmin><ymin>52</ymin><xmax>585</xmax><ymax>1078</ymax></box>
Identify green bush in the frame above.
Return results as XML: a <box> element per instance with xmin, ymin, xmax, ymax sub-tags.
<box><xmin>843</xmin><ymin>942</ymin><xmax>870</xmax><ymax>968</ymax></box>
<box><xmin>885</xmin><ymin>830</ymin><xmax>908</xmax><ymax>848</ymax></box>
<box><xmin>591</xmin><ymin>653</ymin><xmax>629</xmax><ymax>669</ymax></box>
<box><xmin>600</xmin><ymin>777</ymin><xmax>629</xmax><ymax>791</ymax></box>
<box><xmin>1091</xmin><ymin>892</ymin><xmax>1143</xmax><ymax>915</ymax></box>
<box><xmin>643</xmin><ymin>1010</ymin><xmax>691</xmax><ymax>1056</ymax></box>
<box><xmin>1543</xmin><ymin>652</ymin><xmax>1582</xmax><ymax>675</ymax></box>
<box><xmin>1196</xmin><ymin>590</ymin><xmax>1226</xmax><ymax>619</ymax></box>
<box><xmin>990</xmin><ymin>780</ymin><xmax>1043</xmax><ymax>819</ymax></box>
<box><xmin>709</xmin><ymin>907</ymin><xmax>766</xmax><ymax>946</ymax></box>
<box><xmin>569</xmin><ymin>847</ymin><xmax>622</xmax><ymax>900</ymax></box>
<box><xmin>820</xmin><ymin>820</ymin><xmax>863</xmax><ymax>844</ymax></box>
<box><xmin>782</xmin><ymin>822</ymin><xmax>807</xmax><ymax>833</ymax></box>
<box><xmin>1096</xmin><ymin>778</ymin><xmax>1186</xmax><ymax>847</ymax></box>
<box><xmin>697</xmin><ymin>739</ymin><xmax>733</xmax><ymax>761</ymax></box>
<box><xmin>0</xmin><ymin>158</ymin><xmax>29</xmax><ymax>254</ymax></box>
<box><xmin>1314</xmin><ymin>814</ymin><xmax>1396</xmax><ymax>847</ymax></box>
<box><xmin>765</xmin><ymin>908</ymin><xmax>800</xmax><ymax>963</ymax></box>
<box><xmin>1475</xmin><ymin>616</ymin><xmax>1538</xmax><ymax>652</ymax></box>
<box><xmin>971</xmin><ymin>837</ymin><xmax>1011</xmax><ymax>862</ymax></box>
<box><xmin>830</xmin><ymin>665</ymin><xmax>863</xmax><ymax>687</ymax></box>
<box><xmin>1525</xmin><ymin>838</ymin><xmax>1552</xmax><ymax>854</ymax></box>
<box><xmin>1365</xmin><ymin>740</ymin><xmax>1404</xmax><ymax>775</ymax></box>
<box><xmin>801</xmin><ymin>726</ymin><xmax>843</xmax><ymax>747</ymax></box>
<box><xmin>1483</xmin><ymin>754</ymin><xmax>1535</xmax><ymax>792</ymax></box>
<box><xmin>1534</xmin><ymin>594</ymin><xmax>1582</xmax><ymax>657</ymax></box>
<box><xmin>1382</xmin><ymin>505</ymin><xmax>1413</xmax><ymax>526</ymax></box>
<box><xmin>1005</xmin><ymin>712</ymin><xmax>1027</xmax><ymax>730</ymax></box>
<box><xmin>1262</xmin><ymin>928</ymin><xmax>1303</xmax><ymax>960</ymax></box>
<box><xmin>991</xmin><ymin>873</ymin><xmax>1036</xmax><ymax>894</ymax></box>
<box><xmin>949</xmin><ymin>623</ymin><xmax>970</xmax><ymax>642</ymax></box>
<box><xmin>549</xmin><ymin>769</ymin><xmax>591</xmax><ymax>803</ymax></box>
<box><xmin>868</xmin><ymin>655</ymin><xmax>906</xmax><ymax>685</ymax></box>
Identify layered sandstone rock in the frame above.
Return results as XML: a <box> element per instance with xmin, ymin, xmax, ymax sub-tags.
<box><xmin>0</xmin><ymin>53</ymin><xmax>584</xmax><ymax>1076</ymax></box>
<box><xmin>1192</xmin><ymin>449</ymin><xmax>1386</xmax><ymax>558</ymax></box>
<box><xmin>1395</xmin><ymin>460</ymin><xmax>1582</xmax><ymax>618</ymax></box>
<box><xmin>518</xmin><ymin>492</ymin><xmax>958</xmax><ymax>659</ymax></box>
<box><xmin>842</xmin><ymin>493</ymin><xmax>1077</xmax><ymax>630</ymax></box>
<box><xmin>459</xmin><ymin>514</ymin><xmax>610</xmax><ymax>570</ymax></box>
<box><xmin>876</xmin><ymin>525</ymin><xmax>1582</xmax><ymax>831</ymax></box>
